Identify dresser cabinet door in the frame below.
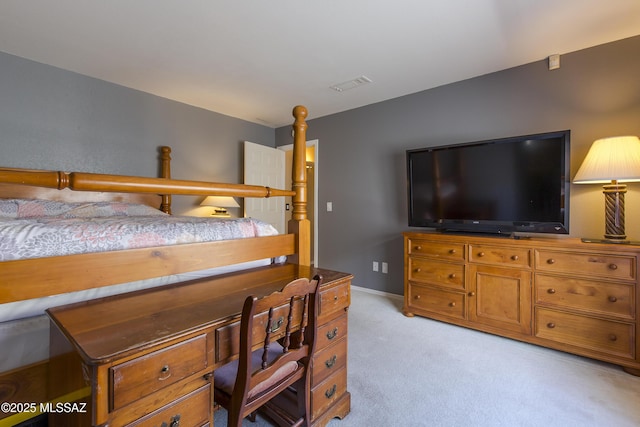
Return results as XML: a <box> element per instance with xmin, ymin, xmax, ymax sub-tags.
<box><xmin>468</xmin><ymin>265</ymin><xmax>532</xmax><ymax>334</ymax></box>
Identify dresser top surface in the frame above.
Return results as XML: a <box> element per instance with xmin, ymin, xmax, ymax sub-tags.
<box><xmin>403</xmin><ymin>231</ymin><xmax>640</xmax><ymax>253</ymax></box>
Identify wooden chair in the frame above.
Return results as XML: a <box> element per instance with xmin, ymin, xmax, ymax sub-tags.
<box><xmin>214</xmin><ymin>275</ymin><xmax>322</xmax><ymax>426</ymax></box>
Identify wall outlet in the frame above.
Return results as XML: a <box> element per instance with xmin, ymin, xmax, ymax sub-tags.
<box><xmin>381</xmin><ymin>262</ymin><xmax>388</xmax><ymax>274</ymax></box>
<box><xmin>373</xmin><ymin>261</ymin><xmax>379</xmax><ymax>272</ymax></box>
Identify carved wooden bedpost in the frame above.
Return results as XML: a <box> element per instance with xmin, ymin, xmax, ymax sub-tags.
<box><xmin>288</xmin><ymin>105</ymin><xmax>311</xmax><ymax>266</ymax></box>
<box><xmin>160</xmin><ymin>146</ymin><xmax>172</xmax><ymax>214</ymax></box>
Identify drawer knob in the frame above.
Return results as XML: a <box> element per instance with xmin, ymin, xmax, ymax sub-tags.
<box><xmin>546</xmin><ymin>258</ymin><xmax>555</xmax><ymax>265</ymax></box>
<box><xmin>608</xmin><ymin>263</ymin><xmax>618</xmax><ymax>271</ymax></box>
<box><xmin>414</xmin><ymin>268</ymin><xmax>422</xmax><ymax>273</ymax></box>
<box><xmin>608</xmin><ymin>296</ymin><xmax>618</xmax><ymax>303</ymax></box>
<box><xmin>169</xmin><ymin>414</ymin><xmax>181</xmax><ymax>427</ymax></box>
<box><xmin>478</xmin><ymin>252</ymin><xmax>485</xmax><ymax>257</ymax></box>
<box><xmin>511</xmin><ymin>255</ymin><xmax>519</xmax><ymax>261</ymax></box>
<box><xmin>449</xmin><ymin>249</ymin><xmax>456</xmax><ymax>254</ymax></box>
<box><xmin>449</xmin><ymin>302</ymin><xmax>456</xmax><ymax>307</ymax></box>
<box><xmin>415</xmin><ymin>245</ymin><xmax>422</xmax><ymax>251</ymax></box>
<box><xmin>325</xmin><ymin>355</ymin><xmax>338</xmax><ymax>368</ymax></box>
<box><xmin>415</xmin><ymin>295</ymin><xmax>421</xmax><ymax>300</ymax></box>
<box><xmin>159</xmin><ymin>365</ymin><xmax>171</xmax><ymax>380</ymax></box>
<box><xmin>468</xmin><ymin>292</ymin><xmax>475</xmax><ymax>297</ymax></box>
<box><xmin>448</xmin><ymin>273</ymin><xmax>456</xmax><ymax>279</ymax></box>
<box><xmin>609</xmin><ymin>334</ymin><xmax>618</xmax><ymax>342</ymax></box>
<box><xmin>547</xmin><ymin>288</ymin><xmax>556</xmax><ymax>294</ymax></box>
<box><xmin>547</xmin><ymin>322</ymin><xmax>556</xmax><ymax>329</ymax></box>
<box><xmin>326</xmin><ymin>327</ymin><xmax>339</xmax><ymax>340</ymax></box>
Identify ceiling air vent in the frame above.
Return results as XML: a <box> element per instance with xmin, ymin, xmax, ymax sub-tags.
<box><xmin>329</xmin><ymin>75</ymin><xmax>372</xmax><ymax>92</ymax></box>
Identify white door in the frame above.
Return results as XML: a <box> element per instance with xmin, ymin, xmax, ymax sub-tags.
<box><xmin>244</xmin><ymin>141</ymin><xmax>286</xmax><ymax>233</ymax></box>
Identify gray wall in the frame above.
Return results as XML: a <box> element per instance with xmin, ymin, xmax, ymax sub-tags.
<box><xmin>276</xmin><ymin>36</ymin><xmax>640</xmax><ymax>295</ymax></box>
<box><xmin>0</xmin><ymin>52</ymin><xmax>275</xmax><ymax>215</ymax></box>
<box><xmin>2</xmin><ymin>36</ymin><xmax>639</xmax><ymax>296</ymax></box>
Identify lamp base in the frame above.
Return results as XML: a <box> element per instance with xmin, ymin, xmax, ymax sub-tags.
<box><xmin>581</xmin><ymin>237</ymin><xmax>640</xmax><ymax>245</ymax></box>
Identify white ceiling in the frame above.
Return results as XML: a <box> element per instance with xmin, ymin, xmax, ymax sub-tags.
<box><xmin>1</xmin><ymin>1</ymin><xmax>639</xmax><ymax>127</ymax></box>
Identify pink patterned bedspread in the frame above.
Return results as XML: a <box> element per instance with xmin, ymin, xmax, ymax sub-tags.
<box><xmin>0</xmin><ymin>199</ymin><xmax>280</xmax><ymax>261</ymax></box>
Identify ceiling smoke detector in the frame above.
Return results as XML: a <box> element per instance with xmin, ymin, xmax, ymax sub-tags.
<box><xmin>329</xmin><ymin>75</ymin><xmax>372</xmax><ymax>92</ymax></box>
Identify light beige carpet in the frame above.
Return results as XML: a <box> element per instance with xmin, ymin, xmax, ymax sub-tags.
<box><xmin>215</xmin><ymin>287</ymin><xmax>640</xmax><ymax>426</ymax></box>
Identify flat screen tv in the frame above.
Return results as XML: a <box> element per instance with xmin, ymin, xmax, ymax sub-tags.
<box><xmin>406</xmin><ymin>130</ymin><xmax>570</xmax><ymax>236</ymax></box>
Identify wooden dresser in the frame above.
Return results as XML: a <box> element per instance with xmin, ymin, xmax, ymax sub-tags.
<box><xmin>47</xmin><ymin>264</ymin><xmax>352</xmax><ymax>426</ymax></box>
<box><xmin>403</xmin><ymin>231</ymin><xmax>640</xmax><ymax>375</ymax></box>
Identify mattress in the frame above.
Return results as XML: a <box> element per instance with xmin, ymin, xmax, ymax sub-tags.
<box><xmin>0</xmin><ymin>199</ymin><xmax>279</xmax><ymax>261</ymax></box>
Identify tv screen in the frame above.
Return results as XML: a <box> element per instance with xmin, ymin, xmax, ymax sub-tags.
<box><xmin>406</xmin><ymin>130</ymin><xmax>570</xmax><ymax>235</ymax></box>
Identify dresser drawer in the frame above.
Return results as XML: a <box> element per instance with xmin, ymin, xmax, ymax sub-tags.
<box><xmin>312</xmin><ymin>336</ymin><xmax>347</xmax><ymax>387</ymax></box>
<box><xmin>319</xmin><ymin>280</ymin><xmax>350</xmax><ymax>321</ymax></box>
<box><xmin>408</xmin><ymin>258</ymin><xmax>465</xmax><ymax>290</ymax></box>
<box><xmin>311</xmin><ymin>368</ymin><xmax>347</xmax><ymax>421</ymax></box>
<box><xmin>535</xmin><ymin>308</ymin><xmax>635</xmax><ymax>359</ymax></box>
<box><xmin>535</xmin><ymin>250</ymin><xmax>635</xmax><ymax>281</ymax></box>
<box><xmin>536</xmin><ymin>274</ymin><xmax>634</xmax><ymax>319</ymax></box>
<box><xmin>317</xmin><ymin>313</ymin><xmax>348</xmax><ymax>350</ymax></box>
<box><xmin>408</xmin><ymin>239</ymin><xmax>465</xmax><ymax>261</ymax></box>
<box><xmin>407</xmin><ymin>283</ymin><xmax>465</xmax><ymax>320</ymax></box>
<box><xmin>127</xmin><ymin>383</ymin><xmax>211</xmax><ymax>427</ymax></box>
<box><xmin>111</xmin><ymin>335</ymin><xmax>208</xmax><ymax>410</ymax></box>
<box><xmin>469</xmin><ymin>245</ymin><xmax>531</xmax><ymax>268</ymax></box>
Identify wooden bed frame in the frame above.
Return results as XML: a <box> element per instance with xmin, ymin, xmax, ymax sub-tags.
<box><xmin>0</xmin><ymin>105</ymin><xmax>311</xmax><ymax>424</ymax></box>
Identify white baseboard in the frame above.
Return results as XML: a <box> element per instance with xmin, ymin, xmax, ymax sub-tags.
<box><xmin>351</xmin><ymin>285</ymin><xmax>403</xmax><ymax>301</ymax></box>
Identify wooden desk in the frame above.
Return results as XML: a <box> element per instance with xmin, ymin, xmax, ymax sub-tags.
<box><xmin>47</xmin><ymin>263</ymin><xmax>352</xmax><ymax>426</ymax></box>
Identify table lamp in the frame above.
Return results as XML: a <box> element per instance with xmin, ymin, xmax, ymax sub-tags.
<box><xmin>573</xmin><ymin>135</ymin><xmax>640</xmax><ymax>242</ymax></box>
<box><xmin>200</xmin><ymin>196</ymin><xmax>240</xmax><ymax>217</ymax></box>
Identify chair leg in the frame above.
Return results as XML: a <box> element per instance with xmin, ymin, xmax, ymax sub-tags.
<box><xmin>294</xmin><ymin>378</ymin><xmax>311</xmax><ymax>427</ymax></box>
<box><xmin>248</xmin><ymin>410</ymin><xmax>257</xmax><ymax>422</ymax></box>
<box><xmin>228</xmin><ymin>411</ymin><xmax>243</xmax><ymax>427</ymax></box>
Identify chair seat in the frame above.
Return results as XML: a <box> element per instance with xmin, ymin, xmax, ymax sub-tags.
<box><xmin>215</xmin><ymin>342</ymin><xmax>300</xmax><ymax>399</ymax></box>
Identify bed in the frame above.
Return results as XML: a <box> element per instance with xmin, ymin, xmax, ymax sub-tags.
<box><xmin>0</xmin><ymin>105</ymin><xmax>311</xmax><ymax>424</ymax></box>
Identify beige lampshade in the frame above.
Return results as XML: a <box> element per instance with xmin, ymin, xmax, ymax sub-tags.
<box><xmin>573</xmin><ymin>135</ymin><xmax>640</xmax><ymax>184</ymax></box>
<box><xmin>200</xmin><ymin>196</ymin><xmax>240</xmax><ymax>208</ymax></box>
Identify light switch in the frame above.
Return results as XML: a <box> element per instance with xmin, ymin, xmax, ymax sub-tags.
<box><xmin>548</xmin><ymin>54</ymin><xmax>560</xmax><ymax>70</ymax></box>
<box><xmin>327</xmin><ymin>202</ymin><xmax>333</xmax><ymax>212</ymax></box>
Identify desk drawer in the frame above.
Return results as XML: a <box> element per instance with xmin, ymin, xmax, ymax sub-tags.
<box><xmin>536</xmin><ymin>274</ymin><xmax>634</xmax><ymax>319</ymax></box>
<box><xmin>319</xmin><ymin>280</ymin><xmax>350</xmax><ymax>321</ymax></box>
<box><xmin>535</xmin><ymin>250</ymin><xmax>635</xmax><ymax>281</ymax></box>
<box><xmin>312</xmin><ymin>337</ymin><xmax>347</xmax><ymax>387</ymax></box>
<box><xmin>127</xmin><ymin>383</ymin><xmax>210</xmax><ymax>426</ymax></box>
<box><xmin>535</xmin><ymin>308</ymin><xmax>634</xmax><ymax>359</ymax></box>
<box><xmin>317</xmin><ymin>314</ymin><xmax>348</xmax><ymax>350</ymax></box>
<box><xmin>311</xmin><ymin>368</ymin><xmax>347</xmax><ymax>421</ymax></box>
<box><xmin>408</xmin><ymin>258</ymin><xmax>465</xmax><ymax>290</ymax></box>
<box><xmin>111</xmin><ymin>335</ymin><xmax>208</xmax><ymax>410</ymax></box>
